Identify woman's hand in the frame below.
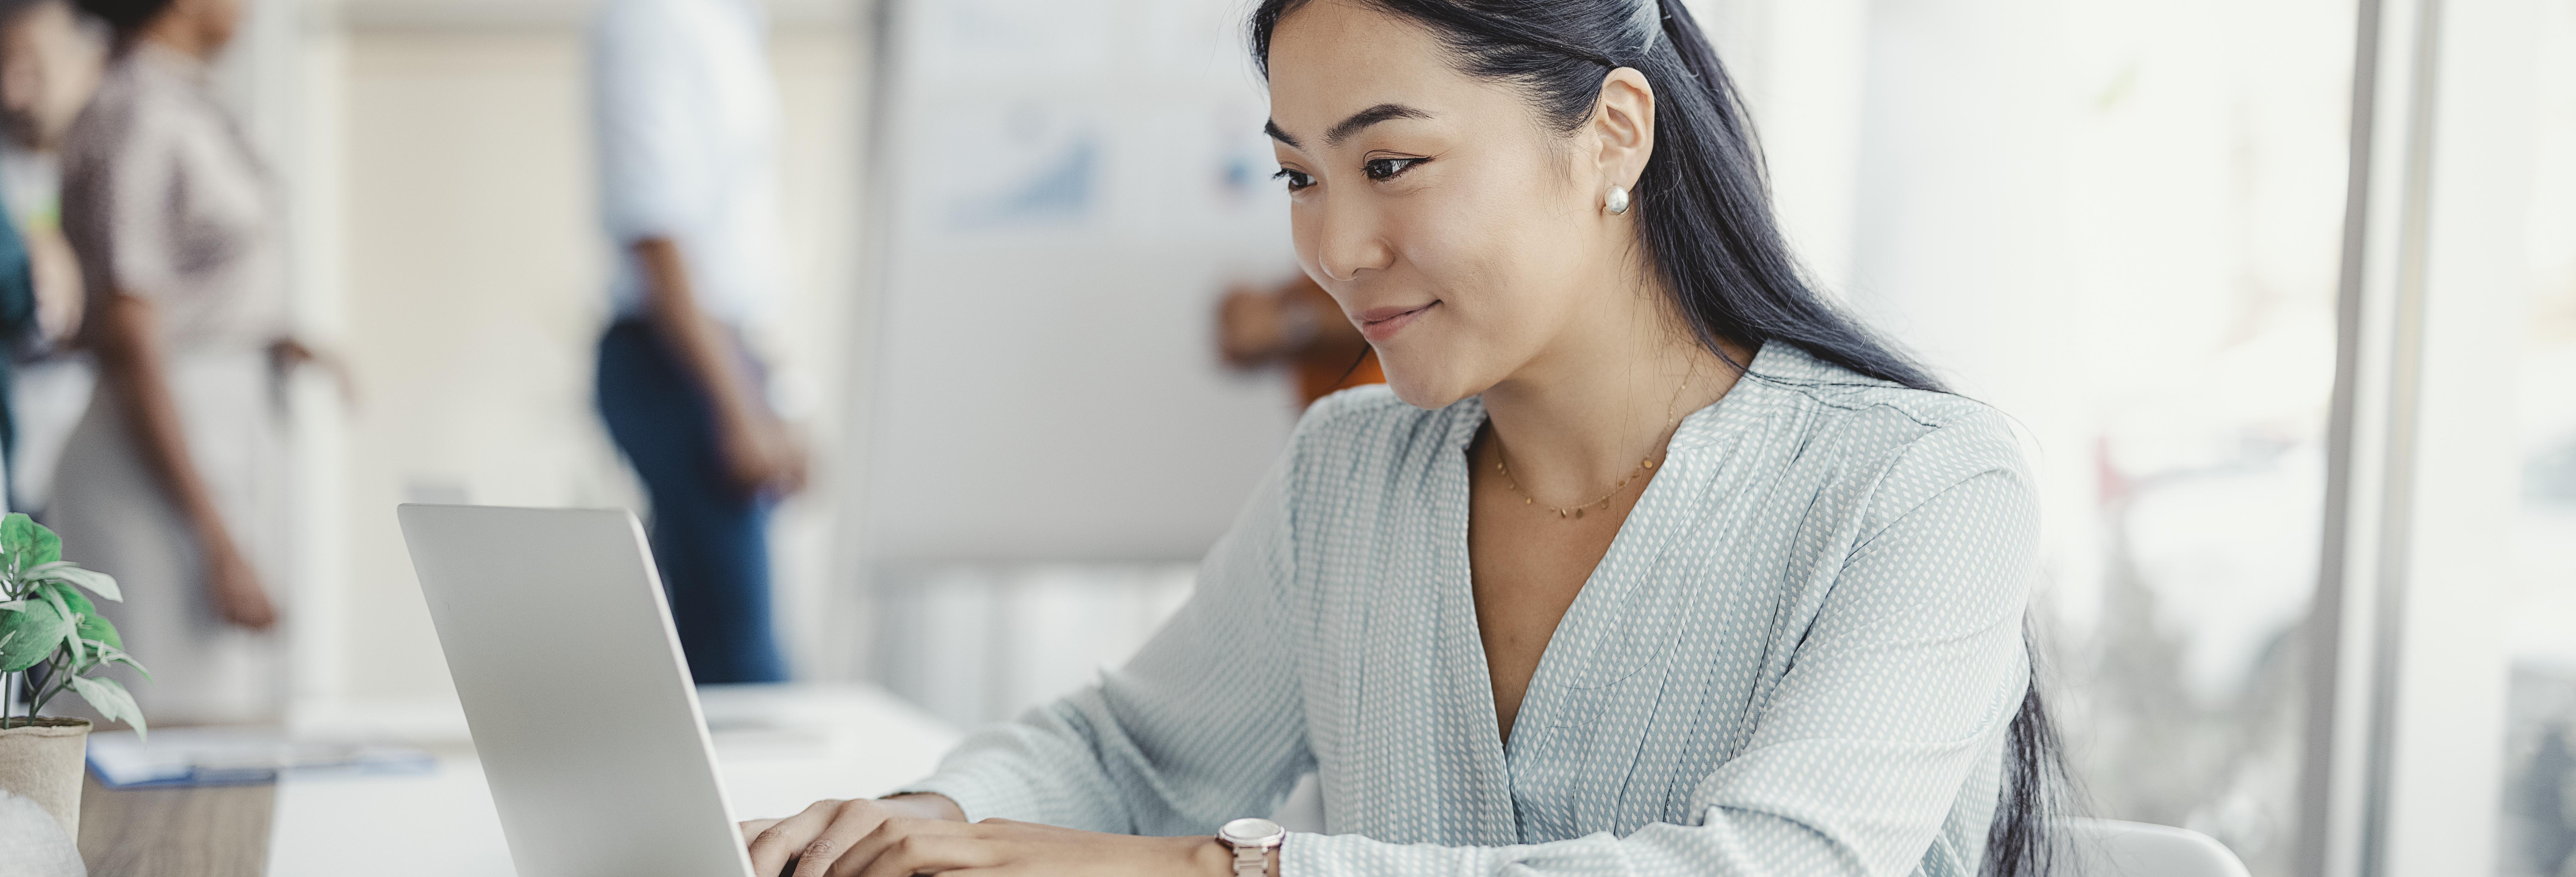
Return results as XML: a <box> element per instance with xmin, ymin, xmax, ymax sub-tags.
<box><xmin>269</xmin><ymin>336</ymin><xmax>361</xmax><ymax>409</ymax></box>
<box><xmin>743</xmin><ymin>795</ymin><xmax>955</xmax><ymax>877</ymax></box>
<box><xmin>26</xmin><ymin>228</ymin><xmax>83</xmax><ymax>346</ymax></box>
<box><xmin>201</xmin><ymin>533</ymin><xmax>277</xmax><ymax>630</ymax></box>
<box><xmin>741</xmin><ymin>796</ymin><xmax>1237</xmax><ymax>877</ymax></box>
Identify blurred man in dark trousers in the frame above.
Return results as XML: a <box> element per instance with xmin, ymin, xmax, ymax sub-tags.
<box><xmin>589</xmin><ymin>0</ymin><xmax>802</xmax><ymax>684</ymax></box>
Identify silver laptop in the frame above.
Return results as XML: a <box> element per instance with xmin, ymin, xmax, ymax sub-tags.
<box><xmin>397</xmin><ymin>504</ymin><xmax>757</xmax><ymax>877</ymax></box>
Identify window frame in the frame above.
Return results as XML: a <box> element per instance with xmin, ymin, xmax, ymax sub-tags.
<box><xmin>2297</xmin><ymin>0</ymin><xmax>2544</xmax><ymax>874</ymax></box>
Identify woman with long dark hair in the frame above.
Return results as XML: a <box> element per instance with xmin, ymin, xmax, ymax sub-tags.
<box><xmin>744</xmin><ymin>1</ymin><xmax>2065</xmax><ymax>874</ymax></box>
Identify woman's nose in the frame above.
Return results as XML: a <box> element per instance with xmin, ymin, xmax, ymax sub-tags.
<box><xmin>1313</xmin><ymin>199</ymin><xmax>1394</xmax><ymax>282</ymax></box>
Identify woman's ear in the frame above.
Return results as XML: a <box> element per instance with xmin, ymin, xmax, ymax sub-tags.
<box><xmin>1589</xmin><ymin>67</ymin><xmax>1657</xmax><ymax>190</ymax></box>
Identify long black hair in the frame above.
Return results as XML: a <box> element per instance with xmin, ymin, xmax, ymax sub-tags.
<box><xmin>70</xmin><ymin>0</ymin><xmax>170</xmax><ymax>36</ymax></box>
<box><xmin>1251</xmin><ymin>2</ymin><xmax>2070</xmax><ymax>874</ymax></box>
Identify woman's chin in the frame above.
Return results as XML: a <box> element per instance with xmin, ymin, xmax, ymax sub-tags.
<box><xmin>1378</xmin><ymin>361</ymin><xmax>1484</xmax><ymax>411</ymax></box>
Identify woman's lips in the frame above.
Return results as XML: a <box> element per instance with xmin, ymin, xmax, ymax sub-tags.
<box><xmin>1356</xmin><ymin>302</ymin><xmax>1437</xmax><ymax>343</ymax></box>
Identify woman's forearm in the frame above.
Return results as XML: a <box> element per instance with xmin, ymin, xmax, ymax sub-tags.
<box><xmin>93</xmin><ymin>293</ymin><xmax>235</xmax><ymax>547</ymax></box>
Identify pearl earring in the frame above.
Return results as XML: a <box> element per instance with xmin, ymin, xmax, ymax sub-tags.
<box><xmin>1605</xmin><ymin>185</ymin><xmax>1631</xmax><ymax>215</ymax></box>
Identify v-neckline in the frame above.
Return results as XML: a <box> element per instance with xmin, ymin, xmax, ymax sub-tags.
<box><xmin>1437</xmin><ymin>344</ymin><xmax>1784</xmax><ymax>776</ymax></box>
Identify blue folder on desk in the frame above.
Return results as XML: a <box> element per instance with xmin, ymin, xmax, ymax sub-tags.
<box><xmin>86</xmin><ymin>728</ymin><xmax>437</xmax><ymax>789</ymax></box>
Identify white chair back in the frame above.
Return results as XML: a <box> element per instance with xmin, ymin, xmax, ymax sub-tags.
<box><xmin>2055</xmin><ymin>818</ymin><xmax>2252</xmax><ymax>877</ymax></box>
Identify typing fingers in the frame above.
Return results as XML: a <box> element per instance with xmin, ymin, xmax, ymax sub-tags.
<box><xmin>746</xmin><ymin>799</ymin><xmax>845</xmax><ymax>877</ymax></box>
<box><xmin>791</xmin><ymin>799</ymin><xmax>905</xmax><ymax>877</ymax></box>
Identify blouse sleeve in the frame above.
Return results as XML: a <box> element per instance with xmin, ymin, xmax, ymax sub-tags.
<box><xmin>1280</xmin><ymin>421</ymin><xmax>2041</xmax><ymax>876</ymax></box>
<box><xmin>60</xmin><ymin>101</ymin><xmax>179</xmax><ymax>305</ymax></box>
<box><xmin>895</xmin><ymin>428</ymin><xmax>1314</xmax><ymax>836</ymax></box>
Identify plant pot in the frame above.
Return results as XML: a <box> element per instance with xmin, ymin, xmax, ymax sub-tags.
<box><xmin>0</xmin><ymin>717</ymin><xmax>90</xmax><ymax>841</ymax></box>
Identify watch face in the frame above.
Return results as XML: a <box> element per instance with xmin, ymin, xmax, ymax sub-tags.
<box><xmin>1219</xmin><ymin>817</ymin><xmax>1286</xmax><ymax>847</ymax></box>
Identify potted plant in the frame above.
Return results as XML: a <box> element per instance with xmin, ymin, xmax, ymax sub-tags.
<box><xmin>0</xmin><ymin>512</ymin><xmax>145</xmax><ymax>842</ymax></box>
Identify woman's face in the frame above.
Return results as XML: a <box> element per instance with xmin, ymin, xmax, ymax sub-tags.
<box><xmin>0</xmin><ymin>2</ymin><xmax>104</xmax><ymax>149</ymax></box>
<box><xmin>1265</xmin><ymin>1</ymin><xmax>1644</xmax><ymax>409</ymax></box>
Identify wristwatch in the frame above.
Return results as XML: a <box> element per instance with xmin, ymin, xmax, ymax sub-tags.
<box><xmin>1215</xmin><ymin>817</ymin><xmax>1287</xmax><ymax>876</ymax></box>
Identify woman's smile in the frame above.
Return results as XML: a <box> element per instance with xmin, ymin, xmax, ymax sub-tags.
<box><xmin>1356</xmin><ymin>301</ymin><xmax>1438</xmax><ymax>342</ymax></box>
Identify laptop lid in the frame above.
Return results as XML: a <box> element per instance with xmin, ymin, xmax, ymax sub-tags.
<box><xmin>397</xmin><ymin>504</ymin><xmax>753</xmax><ymax>877</ymax></box>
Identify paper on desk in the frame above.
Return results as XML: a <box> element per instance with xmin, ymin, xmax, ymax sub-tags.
<box><xmin>86</xmin><ymin>728</ymin><xmax>436</xmax><ymax>789</ymax></box>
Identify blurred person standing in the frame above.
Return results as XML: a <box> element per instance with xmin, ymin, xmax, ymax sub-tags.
<box><xmin>0</xmin><ymin>160</ymin><xmax>35</xmax><ymax>512</ymax></box>
<box><xmin>590</xmin><ymin>0</ymin><xmax>803</xmax><ymax>684</ymax></box>
<box><xmin>51</xmin><ymin>0</ymin><xmax>291</xmax><ymax>724</ymax></box>
<box><xmin>1217</xmin><ymin>273</ymin><xmax>1383</xmax><ymax>408</ymax></box>
<box><xmin>0</xmin><ymin>0</ymin><xmax>102</xmax><ymax>514</ymax></box>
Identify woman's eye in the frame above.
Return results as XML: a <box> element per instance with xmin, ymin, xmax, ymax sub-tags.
<box><xmin>1363</xmin><ymin>157</ymin><xmax>1427</xmax><ymax>181</ymax></box>
<box><xmin>1272</xmin><ymin>168</ymin><xmax>1314</xmax><ymax>191</ymax></box>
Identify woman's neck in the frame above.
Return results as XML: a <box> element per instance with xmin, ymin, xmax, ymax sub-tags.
<box><xmin>1478</xmin><ymin>307</ymin><xmax>1753</xmax><ymax>505</ymax></box>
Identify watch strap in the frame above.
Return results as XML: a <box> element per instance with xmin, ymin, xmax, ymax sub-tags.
<box><xmin>1231</xmin><ymin>841</ymin><xmax>1267</xmax><ymax>876</ymax></box>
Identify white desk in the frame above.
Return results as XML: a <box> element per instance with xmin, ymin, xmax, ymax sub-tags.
<box><xmin>262</xmin><ymin>684</ymin><xmax>960</xmax><ymax>877</ymax></box>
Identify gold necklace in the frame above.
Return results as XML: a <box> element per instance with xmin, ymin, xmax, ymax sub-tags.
<box><xmin>1493</xmin><ymin>360</ymin><xmax>1697</xmax><ymax>520</ymax></box>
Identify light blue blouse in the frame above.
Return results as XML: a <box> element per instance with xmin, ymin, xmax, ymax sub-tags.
<box><xmin>903</xmin><ymin>342</ymin><xmax>2040</xmax><ymax>876</ymax></box>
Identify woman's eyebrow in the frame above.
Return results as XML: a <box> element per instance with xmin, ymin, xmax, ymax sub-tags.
<box><xmin>1263</xmin><ymin>103</ymin><xmax>1434</xmax><ymax>150</ymax></box>
<box><xmin>1263</xmin><ymin>119</ymin><xmax>1305</xmax><ymax>150</ymax></box>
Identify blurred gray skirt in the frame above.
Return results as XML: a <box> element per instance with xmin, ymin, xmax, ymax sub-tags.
<box><xmin>44</xmin><ymin>349</ymin><xmax>287</xmax><ymax>726</ymax></box>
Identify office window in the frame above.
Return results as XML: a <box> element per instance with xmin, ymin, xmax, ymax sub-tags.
<box><xmin>1833</xmin><ymin>2</ymin><xmax>2354</xmax><ymax>872</ymax></box>
<box><xmin>2495</xmin><ymin>3</ymin><xmax>2576</xmax><ymax>875</ymax></box>
<box><xmin>2035</xmin><ymin>6</ymin><xmax>2352</xmax><ymax>873</ymax></box>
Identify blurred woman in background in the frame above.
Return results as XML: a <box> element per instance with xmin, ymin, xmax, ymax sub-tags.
<box><xmin>51</xmin><ymin>0</ymin><xmax>292</xmax><ymax>725</ymax></box>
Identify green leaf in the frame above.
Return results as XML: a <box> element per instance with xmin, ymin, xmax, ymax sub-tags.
<box><xmin>0</xmin><ymin>513</ymin><xmax>59</xmax><ymax>568</ymax></box>
<box><xmin>75</xmin><ymin>614</ymin><xmax>119</xmax><ymax>655</ymax></box>
<box><xmin>44</xmin><ymin>582</ymin><xmax>117</xmax><ymax>655</ymax></box>
<box><xmin>0</xmin><ymin>598</ymin><xmax>66</xmax><ymax>672</ymax></box>
<box><xmin>37</xmin><ymin>586</ymin><xmax>80</xmax><ymax>667</ymax></box>
<box><xmin>66</xmin><ymin>675</ymin><xmax>144</xmax><ymax>740</ymax></box>
<box><xmin>30</xmin><ymin>562</ymin><xmax>118</xmax><ymax>603</ymax></box>
<box><xmin>88</xmin><ymin>643</ymin><xmax>149</xmax><ymax>681</ymax></box>
<box><xmin>44</xmin><ymin>581</ymin><xmax>90</xmax><ymax>615</ymax></box>
<box><xmin>0</xmin><ymin>600</ymin><xmax>22</xmax><ymax>612</ymax></box>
